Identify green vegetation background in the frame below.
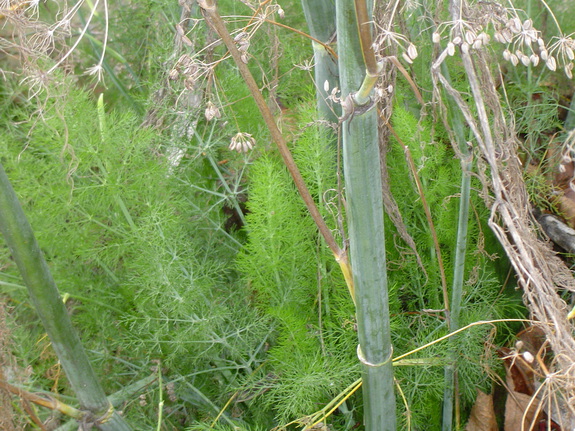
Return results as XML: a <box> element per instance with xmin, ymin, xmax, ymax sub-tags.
<box><xmin>3</xmin><ymin>0</ymin><xmax>574</xmax><ymax>429</ymax></box>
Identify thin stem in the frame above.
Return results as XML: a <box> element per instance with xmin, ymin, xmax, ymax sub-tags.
<box><xmin>47</xmin><ymin>0</ymin><xmax>100</xmax><ymax>75</ymax></box>
<box><xmin>0</xmin><ymin>380</ymin><xmax>84</xmax><ymax>419</ymax></box>
<box><xmin>382</xmin><ymin>118</ymin><xmax>451</xmax><ymax>319</ymax></box>
<box><xmin>264</xmin><ymin>19</ymin><xmax>337</xmax><ymax>59</ymax></box>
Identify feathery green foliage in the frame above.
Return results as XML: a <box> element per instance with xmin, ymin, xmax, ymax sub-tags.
<box><xmin>385</xmin><ymin>101</ymin><xmax>524</xmax><ymax>429</ymax></box>
<box><xmin>0</xmin><ymin>82</ymin><xmax>268</xmax><ymax>428</ymax></box>
<box><xmin>235</xmin><ymin>105</ymin><xmax>357</xmax><ymax>425</ymax></box>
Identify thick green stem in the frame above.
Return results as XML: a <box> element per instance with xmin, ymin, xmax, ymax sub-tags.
<box><xmin>301</xmin><ymin>0</ymin><xmax>340</xmax><ymax>122</ymax></box>
<box><xmin>0</xmin><ymin>162</ymin><xmax>131</xmax><ymax>431</ymax></box>
<box><xmin>336</xmin><ymin>0</ymin><xmax>396</xmax><ymax>429</ymax></box>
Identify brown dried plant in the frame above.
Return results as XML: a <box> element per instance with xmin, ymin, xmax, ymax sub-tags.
<box><xmin>0</xmin><ymin>304</ymin><xmax>16</xmax><ymax>431</ymax></box>
<box><xmin>431</xmin><ymin>0</ymin><xmax>575</xmax><ymax>427</ymax></box>
<box><xmin>0</xmin><ymin>0</ymin><xmax>109</xmax><ymax>96</ymax></box>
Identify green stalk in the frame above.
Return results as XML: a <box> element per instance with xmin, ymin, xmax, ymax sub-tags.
<box><xmin>56</xmin><ymin>375</ymin><xmax>157</xmax><ymax>431</ymax></box>
<box><xmin>0</xmin><ymin>162</ymin><xmax>131</xmax><ymax>431</ymax></box>
<box><xmin>425</xmin><ymin>8</ymin><xmax>472</xmax><ymax>430</ymax></box>
<box><xmin>336</xmin><ymin>0</ymin><xmax>396</xmax><ymax>429</ymax></box>
<box><xmin>301</xmin><ymin>0</ymin><xmax>340</xmax><ymax>123</ymax></box>
<box><xmin>442</xmin><ymin>138</ymin><xmax>471</xmax><ymax>431</ymax></box>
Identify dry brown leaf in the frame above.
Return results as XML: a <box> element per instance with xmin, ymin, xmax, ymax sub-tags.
<box><xmin>505</xmin><ymin>391</ymin><xmax>543</xmax><ymax>431</ymax></box>
<box><xmin>554</xmin><ymin>191</ymin><xmax>575</xmax><ymax>229</ymax></box>
<box><xmin>466</xmin><ymin>390</ymin><xmax>498</xmax><ymax>431</ymax></box>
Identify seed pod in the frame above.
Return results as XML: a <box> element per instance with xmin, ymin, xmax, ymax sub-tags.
<box><xmin>407</xmin><ymin>43</ymin><xmax>418</xmax><ymax>60</ymax></box>
<box><xmin>510</xmin><ymin>53</ymin><xmax>519</xmax><ymax>66</ymax></box>
<box><xmin>546</xmin><ymin>56</ymin><xmax>557</xmax><ymax>71</ymax></box>
<box><xmin>402</xmin><ymin>52</ymin><xmax>413</xmax><ymax>64</ymax></box>
<box><xmin>521</xmin><ymin>54</ymin><xmax>530</xmax><ymax>66</ymax></box>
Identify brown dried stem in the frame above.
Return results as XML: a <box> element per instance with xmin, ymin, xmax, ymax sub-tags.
<box><xmin>197</xmin><ymin>0</ymin><xmax>354</xmax><ymax>298</ymax></box>
<box><xmin>433</xmin><ymin>0</ymin><xmax>575</xmax><ymax>425</ymax></box>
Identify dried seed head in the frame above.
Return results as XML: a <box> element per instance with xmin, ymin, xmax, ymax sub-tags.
<box><xmin>565</xmin><ymin>63</ymin><xmax>574</xmax><ymax>79</ymax></box>
<box><xmin>520</xmin><ymin>54</ymin><xmax>530</xmax><ymax>66</ymax></box>
<box><xmin>464</xmin><ymin>30</ymin><xmax>475</xmax><ymax>46</ymax></box>
<box><xmin>402</xmin><ymin>51</ymin><xmax>414</xmax><ymax>64</ymax></box>
<box><xmin>530</xmin><ymin>54</ymin><xmax>540</xmax><ymax>66</ymax></box>
<box><xmin>494</xmin><ymin>32</ymin><xmax>505</xmax><ymax>44</ymax></box>
<box><xmin>432</xmin><ymin>32</ymin><xmax>441</xmax><ymax>44</ymax></box>
<box><xmin>447</xmin><ymin>42</ymin><xmax>455</xmax><ymax>56</ymax></box>
<box><xmin>540</xmin><ymin>49</ymin><xmax>549</xmax><ymax>61</ymax></box>
<box><xmin>522</xmin><ymin>351</ymin><xmax>534</xmax><ymax>363</ymax></box>
<box><xmin>184</xmin><ymin>77</ymin><xmax>196</xmax><ymax>90</ymax></box>
<box><xmin>407</xmin><ymin>43</ymin><xmax>418</xmax><ymax>60</ymax></box>
<box><xmin>234</xmin><ymin>31</ymin><xmax>248</xmax><ymax>43</ymax></box>
<box><xmin>452</xmin><ymin>36</ymin><xmax>462</xmax><ymax>45</ymax></box>
<box><xmin>503</xmin><ymin>49</ymin><xmax>511</xmax><ymax>61</ymax></box>
<box><xmin>472</xmin><ymin>39</ymin><xmax>482</xmax><ymax>50</ymax></box>
<box><xmin>510</xmin><ymin>53</ymin><xmax>519</xmax><ymax>66</ymax></box>
<box><xmin>205</xmin><ymin>101</ymin><xmax>221</xmax><ymax>121</ymax></box>
<box><xmin>323</xmin><ymin>80</ymin><xmax>330</xmax><ymax>92</ymax></box>
<box><xmin>229</xmin><ymin>132</ymin><xmax>256</xmax><ymax>153</ymax></box>
<box><xmin>523</xmin><ymin>19</ymin><xmax>533</xmax><ymax>31</ymax></box>
<box><xmin>509</xmin><ymin>17</ymin><xmax>522</xmax><ymax>34</ymax></box>
<box><xmin>461</xmin><ymin>42</ymin><xmax>469</xmax><ymax>54</ymax></box>
<box><xmin>277</xmin><ymin>7</ymin><xmax>284</xmax><ymax>19</ymax></box>
<box><xmin>546</xmin><ymin>55</ymin><xmax>557</xmax><ymax>71</ymax></box>
<box><xmin>169</xmin><ymin>68</ymin><xmax>179</xmax><ymax>80</ymax></box>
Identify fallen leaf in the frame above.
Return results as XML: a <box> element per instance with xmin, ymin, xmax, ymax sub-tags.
<box><xmin>504</xmin><ymin>391</ymin><xmax>542</xmax><ymax>431</ymax></box>
<box><xmin>466</xmin><ymin>390</ymin><xmax>498</xmax><ymax>431</ymax></box>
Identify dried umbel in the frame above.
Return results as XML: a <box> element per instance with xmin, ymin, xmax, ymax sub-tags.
<box><xmin>229</xmin><ymin>132</ymin><xmax>255</xmax><ymax>153</ymax></box>
<box><xmin>430</xmin><ymin>4</ymin><xmax>575</xmax><ymax>78</ymax></box>
<box><xmin>372</xmin><ymin>25</ymin><xmax>418</xmax><ymax>64</ymax></box>
<box><xmin>204</xmin><ymin>101</ymin><xmax>221</xmax><ymax>121</ymax></box>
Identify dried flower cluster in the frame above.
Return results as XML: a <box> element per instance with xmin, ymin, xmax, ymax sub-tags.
<box><xmin>372</xmin><ymin>26</ymin><xmax>419</xmax><ymax>64</ymax></box>
<box><xmin>559</xmin><ymin>129</ymin><xmax>575</xmax><ymax>192</ymax></box>
<box><xmin>229</xmin><ymin>132</ymin><xmax>256</xmax><ymax>153</ymax></box>
<box><xmin>0</xmin><ymin>0</ymin><xmax>110</xmax><ymax>94</ymax></box>
<box><xmin>431</xmin><ymin>6</ymin><xmax>575</xmax><ymax>78</ymax></box>
<box><xmin>169</xmin><ymin>54</ymin><xmax>206</xmax><ymax>90</ymax></box>
<box><xmin>234</xmin><ymin>31</ymin><xmax>251</xmax><ymax>64</ymax></box>
<box><xmin>204</xmin><ymin>100</ymin><xmax>221</xmax><ymax>121</ymax></box>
